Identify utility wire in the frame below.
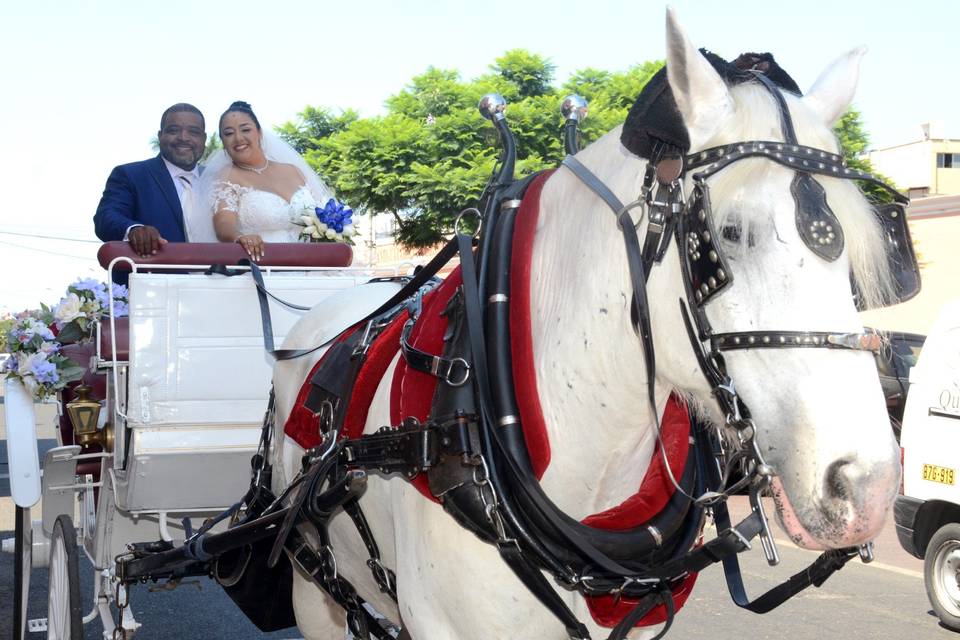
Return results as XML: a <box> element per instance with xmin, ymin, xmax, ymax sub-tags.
<box><xmin>0</xmin><ymin>238</ymin><xmax>96</xmax><ymax>260</ymax></box>
<box><xmin>0</xmin><ymin>229</ymin><xmax>99</xmax><ymax>243</ymax></box>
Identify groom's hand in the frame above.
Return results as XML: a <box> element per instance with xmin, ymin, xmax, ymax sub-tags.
<box><xmin>128</xmin><ymin>226</ymin><xmax>167</xmax><ymax>257</ymax></box>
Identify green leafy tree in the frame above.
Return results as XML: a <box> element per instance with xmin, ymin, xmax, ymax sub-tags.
<box><xmin>279</xmin><ymin>51</ymin><xmax>666</xmax><ymax>248</ymax></box>
<box><xmin>833</xmin><ymin>107</ymin><xmax>895</xmax><ymax>202</ymax></box>
<box><xmin>279</xmin><ymin>54</ymin><xmax>887</xmax><ymax>249</ymax></box>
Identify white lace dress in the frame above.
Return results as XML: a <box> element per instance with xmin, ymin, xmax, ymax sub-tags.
<box><xmin>212</xmin><ymin>181</ymin><xmax>317</xmax><ymax>242</ymax></box>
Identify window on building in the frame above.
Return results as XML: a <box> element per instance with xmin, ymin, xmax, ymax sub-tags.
<box><xmin>936</xmin><ymin>152</ymin><xmax>960</xmax><ymax>168</ymax></box>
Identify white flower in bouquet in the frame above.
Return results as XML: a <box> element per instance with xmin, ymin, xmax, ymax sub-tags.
<box><xmin>54</xmin><ymin>293</ymin><xmax>83</xmax><ymax>325</ymax></box>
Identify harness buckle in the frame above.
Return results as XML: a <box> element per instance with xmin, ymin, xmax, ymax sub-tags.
<box><xmin>432</xmin><ymin>356</ymin><xmax>471</xmax><ymax>387</ymax></box>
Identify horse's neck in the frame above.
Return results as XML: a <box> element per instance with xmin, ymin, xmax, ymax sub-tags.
<box><xmin>528</xmin><ymin>129</ymin><xmax>669</xmax><ymax>518</ymax></box>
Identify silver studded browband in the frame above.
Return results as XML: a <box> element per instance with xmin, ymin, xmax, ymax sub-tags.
<box><xmin>711</xmin><ymin>330</ymin><xmax>882</xmax><ymax>353</ymax></box>
<box><xmin>685</xmin><ymin>140</ymin><xmax>906</xmax><ymax>204</ymax></box>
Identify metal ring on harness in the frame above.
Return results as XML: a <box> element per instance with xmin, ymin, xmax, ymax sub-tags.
<box><xmin>454</xmin><ymin>207</ymin><xmax>483</xmax><ymax>237</ymax></box>
<box><xmin>438</xmin><ymin>356</ymin><xmax>471</xmax><ymax>387</ymax></box>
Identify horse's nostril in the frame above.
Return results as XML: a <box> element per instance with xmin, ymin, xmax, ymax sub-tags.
<box><xmin>824</xmin><ymin>458</ymin><xmax>858</xmax><ymax>502</ymax></box>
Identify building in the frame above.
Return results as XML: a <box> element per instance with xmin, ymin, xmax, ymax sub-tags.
<box><xmin>860</xmin><ymin>194</ymin><xmax>960</xmax><ymax>334</ymax></box>
<box><xmin>868</xmin><ymin>123</ymin><xmax>960</xmax><ymax>199</ymax></box>
<box><xmin>352</xmin><ymin>212</ymin><xmax>459</xmax><ymax>275</ymax></box>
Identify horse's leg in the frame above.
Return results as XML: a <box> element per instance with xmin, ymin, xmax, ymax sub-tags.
<box><xmin>291</xmin><ymin>569</ymin><xmax>348</xmax><ymax>640</ymax></box>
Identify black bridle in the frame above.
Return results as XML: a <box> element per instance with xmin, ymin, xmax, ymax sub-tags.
<box><xmin>561</xmin><ymin>71</ymin><xmax>913</xmax><ymax>567</ymax></box>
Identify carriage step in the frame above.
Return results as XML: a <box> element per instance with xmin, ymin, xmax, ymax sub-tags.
<box><xmin>27</xmin><ymin>618</ymin><xmax>47</xmax><ymax>633</ymax></box>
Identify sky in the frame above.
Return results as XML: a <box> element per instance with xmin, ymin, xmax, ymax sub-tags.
<box><xmin>0</xmin><ymin>0</ymin><xmax>957</xmax><ymax>313</ymax></box>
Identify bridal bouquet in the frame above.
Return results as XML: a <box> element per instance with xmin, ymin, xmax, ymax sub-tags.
<box><xmin>1</xmin><ymin>311</ymin><xmax>85</xmax><ymax>400</ymax></box>
<box><xmin>296</xmin><ymin>199</ymin><xmax>358</xmax><ymax>244</ymax></box>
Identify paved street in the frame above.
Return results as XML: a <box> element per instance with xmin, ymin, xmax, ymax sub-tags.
<box><xmin>2</xmin><ymin>402</ymin><xmax>957</xmax><ymax>638</ymax></box>
<box><xmin>2</xmin><ymin>493</ymin><xmax>955</xmax><ymax>639</ymax></box>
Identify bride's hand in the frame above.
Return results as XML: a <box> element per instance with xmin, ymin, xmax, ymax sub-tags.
<box><xmin>236</xmin><ymin>234</ymin><xmax>265</xmax><ymax>261</ymax></box>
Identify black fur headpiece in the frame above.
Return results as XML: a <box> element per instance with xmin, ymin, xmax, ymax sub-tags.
<box><xmin>620</xmin><ymin>50</ymin><xmax>801</xmax><ymax>160</ymax></box>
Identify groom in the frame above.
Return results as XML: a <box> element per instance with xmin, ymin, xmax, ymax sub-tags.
<box><xmin>94</xmin><ymin>103</ymin><xmax>206</xmax><ymax>257</ymax></box>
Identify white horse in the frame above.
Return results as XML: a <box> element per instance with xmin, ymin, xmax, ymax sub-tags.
<box><xmin>270</xmin><ymin>10</ymin><xmax>900</xmax><ymax>640</ymax></box>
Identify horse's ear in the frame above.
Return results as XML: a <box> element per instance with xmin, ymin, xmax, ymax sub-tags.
<box><xmin>665</xmin><ymin>7</ymin><xmax>732</xmax><ymax>151</ymax></box>
<box><xmin>803</xmin><ymin>47</ymin><xmax>867</xmax><ymax>126</ymax></box>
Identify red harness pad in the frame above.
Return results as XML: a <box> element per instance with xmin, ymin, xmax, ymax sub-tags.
<box><xmin>284</xmin><ymin>171</ymin><xmax>697</xmax><ymax>628</ymax></box>
<box><xmin>283</xmin><ymin>312</ymin><xmax>408</xmax><ymax>451</ymax></box>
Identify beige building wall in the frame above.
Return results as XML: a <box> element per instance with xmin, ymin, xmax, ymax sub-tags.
<box><xmin>869</xmin><ymin>140</ymin><xmax>932</xmax><ymax>192</ymax></box>
<box><xmin>869</xmin><ymin>138</ymin><xmax>960</xmax><ymax>197</ymax></box>
<box><xmin>860</xmin><ymin>195</ymin><xmax>960</xmax><ymax>334</ymax></box>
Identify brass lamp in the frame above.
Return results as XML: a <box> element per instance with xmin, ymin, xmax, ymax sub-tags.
<box><xmin>66</xmin><ymin>385</ymin><xmax>112</xmax><ymax>450</ymax></box>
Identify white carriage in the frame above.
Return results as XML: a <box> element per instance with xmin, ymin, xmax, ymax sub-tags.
<box><xmin>4</xmin><ymin>241</ymin><xmax>375</xmax><ymax>639</ymax></box>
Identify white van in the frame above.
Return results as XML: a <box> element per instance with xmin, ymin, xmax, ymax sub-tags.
<box><xmin>895</xmin><ymin>298</ymin><xmax>960</xmax><ymax>630</ymax></box>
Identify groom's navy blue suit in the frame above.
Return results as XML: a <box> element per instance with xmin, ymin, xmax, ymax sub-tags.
<box><xmin>94</xmin><ymin>155</ymin><xmax>187</xmax><ymax>243</ymax></box>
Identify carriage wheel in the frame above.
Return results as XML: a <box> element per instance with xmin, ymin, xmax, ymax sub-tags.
<box><xmin>925</xmin><ymin>522</ymin><xmax>960</xmax><ymax>631</ymax></box>
<box><xmin>12</xmin><ymin>505</ymin><xmax>32</xmax><ymax>640</ymax></box>
<box><xmin>47</xmin><ymin>515</ymin><xmax>83</xmax><ymax>640</ymax></box>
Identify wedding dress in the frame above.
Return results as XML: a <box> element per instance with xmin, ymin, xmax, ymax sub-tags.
<box><xmin>208</xmin><ymin>182</ymin><xmax>317</xmax><ymax>242</ymax></box>
<box><xmin>192</xmin><ymin>132</ymin><xmax>335</xmax><ymax>243</ymax></box>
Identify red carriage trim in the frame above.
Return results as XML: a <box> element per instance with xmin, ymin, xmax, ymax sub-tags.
<box><xmin>97</xmin><ymin>241</ymin><xmax>353</xmax><ymax>271</ymax></box>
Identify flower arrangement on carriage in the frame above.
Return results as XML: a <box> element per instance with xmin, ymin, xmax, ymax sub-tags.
<box><xmin>1</xmin><ymin>278</ymin><xmax>129</xmax><ymax>400</ymax></box>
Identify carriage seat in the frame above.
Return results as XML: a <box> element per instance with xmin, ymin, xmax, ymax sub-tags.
<box><xmin>98</xmin><ymin>316</ymin><xmax>129</xmax><ymax>363</ymax></box>
<box><xmin>97</xmin><ymin>241</ymin><xmax>353</xmax><ymax>272</ymax></box>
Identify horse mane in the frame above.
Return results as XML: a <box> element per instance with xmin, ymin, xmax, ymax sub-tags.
<box><xmin>696</xmin><ymin>82</ymin><xmax>895</xmax><ymax>309</ymax></box>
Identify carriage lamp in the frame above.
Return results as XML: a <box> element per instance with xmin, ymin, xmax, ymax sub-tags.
<box><xmin>66</xmin><ymin>385</ymin><xmax>112</xmax><ymax>450</ymax></box>
<box><xmin>560</xmin><ymin>94</ymin><xmax>588</xmax><ymax>122</ymax></box>
<box><xmin>478</xmin><ymin>93</ymin><xmax>507</xmax><ymax>121</ymax></box>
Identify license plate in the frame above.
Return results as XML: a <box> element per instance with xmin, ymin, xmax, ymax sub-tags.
<box><xmin>923</xmin><ymin>464</ymin><xmax>956</xmax><ymax>485</ymax></box>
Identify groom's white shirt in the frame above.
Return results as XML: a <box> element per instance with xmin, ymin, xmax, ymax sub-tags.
<box><xmin>163</xmin><ymin>157</ymin><xmax>208</xmax><ymax>242</ymax></box>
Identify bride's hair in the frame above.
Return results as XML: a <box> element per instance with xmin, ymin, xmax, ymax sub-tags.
<box><xmin>220</xmin><ymin>100</ymin><xmax>261</xmax><ymax>131</ymax></box>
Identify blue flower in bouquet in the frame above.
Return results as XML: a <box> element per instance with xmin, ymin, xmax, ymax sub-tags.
<box><xmin>1</xmin><ymin>355</ymin><xmax>16</xmax><ymax>372</ymax></box>
<box><xmin>296</xmin><ymin>199</ymin><xmax>358</xmax><ymax>243</ymax></box>
<box><xmin>317</xmin><ymin>199</ymin><xmax>353</xmax><ymax>233</ymax></box>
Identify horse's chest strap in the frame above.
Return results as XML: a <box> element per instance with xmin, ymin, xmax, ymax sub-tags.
<box><xmin>340</xmin><ymin>412</ymin><xmax>482</xmax><ymax>480</ymax></box>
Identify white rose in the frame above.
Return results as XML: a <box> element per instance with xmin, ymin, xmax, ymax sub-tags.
<box><xmin>342</xmin><ymin>225</ymin><xmax>355</xmax><ymax>237</ymax></box>
<box><xmin>54</xmin><ymin>293</ymin><xmax>83</xmax><ymax>325</ymax></box>
<box><xmin>311</xmin><ymin>229</ymin><xmax>322</xmax><ymax>239</ymax></box>
<box><xmin>317</xmin><ymin>222</ymin><xmax>328</xmax><ymax>232</ymax></box>
<box><xmin>300</xmin><ymin>215</ymin><xmax>315</xmax><ymax>226</ymax></box>
<box><xmin>325</xmin><ymin>229</ymin><xmax>337</xmax><ymax>240</ymax></box>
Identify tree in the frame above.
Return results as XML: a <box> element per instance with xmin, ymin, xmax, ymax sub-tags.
<box><xmin>833</xmin><ymin>107</ymin><xmax>895</xmax><ymax>202</ymax></box>
<box><xmin>277</xmin><ymin>54</ymin><xmax>889</xmax><ymax>249</ymax></box>
<box><xmin>279</xmin><ymin>51</ymin><xmax>665</xmax><ymax>248</ymax></box>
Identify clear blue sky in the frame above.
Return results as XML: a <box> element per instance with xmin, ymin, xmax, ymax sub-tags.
<box><xmin>1</xmin><ymin>0</ymin><xmax>956</xmax><ymax>312</ymax></box>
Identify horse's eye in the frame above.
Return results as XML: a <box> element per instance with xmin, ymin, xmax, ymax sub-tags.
<box><xmin>720</xmin><ymin>224</ymin><xmax>756</xmax><ymax>248</ymax></box>
<box><xmin>721</xmin><ymin>225</ymin><xmax>741</xmax><ymax>243</ymax></box>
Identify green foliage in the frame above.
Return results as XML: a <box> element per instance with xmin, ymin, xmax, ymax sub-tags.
<box><xmin>276</xmin><ymin>107</ymin><xmax>358</xmax><ymax>154</ymax></box>
<box><xmin>279</xmin><ymin>51</ymin><xmax>665</xmax><ymax>248</ymax></box>
<box><xmin>201</xmin><ymin>133</ymin><xmax>221</xmax><ymax>162</ymax></box>
<box><xmin>832</xmin><ymin>107</ymin><xmax>896</xmax><ymax>203</ymax></box>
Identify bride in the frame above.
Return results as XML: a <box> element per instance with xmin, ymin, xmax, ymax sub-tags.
<box><xmin>194</xmin><ymin>101</ymin><xmax>337</xmax><ymax>260</ymax></box>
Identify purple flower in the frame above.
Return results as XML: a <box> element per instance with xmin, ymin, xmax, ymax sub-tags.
<box><xmin>72</xmin><ymin>278</ymin><xmax>106</xmax><ymax>295</ymax></box>
<box><xmin>30</xmin><ymin>358</ymin><xmax>58</xmax><ymax>384</ymax></box>
<box><xmin>111</xmin><ymin>284</ymin><xmax>129</xmax><ymax>300</ymax></box>
<box><xmin>40</xmin><ymin>341</ymin><xmax>60</xmax><ymax>355</ymax></box>
<box><xmin>2</xmin><ymin>355</ymin><xmax>16</xmax><ymax>373</ymax></box>
<box><xmin>112</xmin><ymin>300</ymin><xmax>129</xmax><ymax>317</ymax></box>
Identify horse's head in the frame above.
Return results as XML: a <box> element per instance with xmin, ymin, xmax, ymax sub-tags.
<box><xmin>652</xmin><ymin>10</ymin><xmax>902</xmax><ymax>550</ymax></box>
